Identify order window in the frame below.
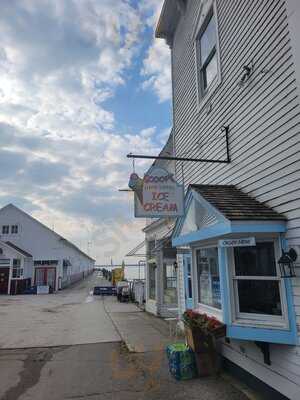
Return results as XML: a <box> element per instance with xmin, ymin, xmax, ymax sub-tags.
<box><xmin>196</xmin><ymin>247</ymin><xmax>221</xmax><ymax>309</ymax></box>
<box><xmin>232</xmin><ymin>242</ymin><xmax>286</xmax><ymax>325</ymax></box>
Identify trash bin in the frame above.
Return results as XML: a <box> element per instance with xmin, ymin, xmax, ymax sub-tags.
<box><xmin>166</xmin><ymin>343</ymin><xmax>197</xmax><ymax>380</ymax></box>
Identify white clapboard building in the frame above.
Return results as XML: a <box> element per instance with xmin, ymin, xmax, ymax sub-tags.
<box><xmin>154</xmin><ymin>0</ymin><xmax>300</xmax><ymax>399</ymax></box>
<box><xmin>0</xmin><ymin>204</ymin><xmax>94</xmax><ymax>295</ymax></box>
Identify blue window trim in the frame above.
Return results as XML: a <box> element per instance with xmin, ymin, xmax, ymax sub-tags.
<box><xmin>218</xmin><ymin>245</ymin><xmax>298</xmax><ymax>345</ymax></box>
<box><xmin>173</xmin><ymin>189</ymin><xmax>298</xmax><ymax>345</ymax></box>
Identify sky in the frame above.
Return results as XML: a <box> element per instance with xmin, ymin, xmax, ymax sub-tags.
<box><xmin>0</xmin><ymin>0</ymin><xmax>172</xmax><ymax>265</ymax></box>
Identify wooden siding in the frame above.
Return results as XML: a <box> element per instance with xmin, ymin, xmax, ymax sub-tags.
<box><xmin>170</xmin><ymin>0</ymin><xmax>300</xmax><ymax>397</ymax></box>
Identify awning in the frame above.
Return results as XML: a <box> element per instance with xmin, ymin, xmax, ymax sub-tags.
<box><xmin>126</xmin><ymin>240</ymin><xmax>146</xmax><ymax>257</ymax></box>
<box><xmin>172</xmin><ymin>184</ymin><xmax>286</xmax><ymax>247</ymax></box>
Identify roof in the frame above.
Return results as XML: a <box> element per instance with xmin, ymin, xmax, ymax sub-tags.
<box><xmin>4</xmin><ymin>241</ymin><xmax>32</xmax><ymax>258</ymax></box>
<box><xmin>155</xmin><ymin>0</ymin><xmax>183</xmax><ymax>42</ymax></box>
<box><xmin>0</xmin><ymin>204</ymin><xmax>95</xmax><ymax>262</ymax></box>
<box><xmin>191</xmin><ymin>185</ymin><xmax>286</xmax><ymax>221</ymax></box>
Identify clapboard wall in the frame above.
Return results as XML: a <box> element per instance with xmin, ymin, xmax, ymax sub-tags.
<box><xmin>170</xmin><ymin>0</ymin><xmax>300</xmax><ymax>398</ymax></box>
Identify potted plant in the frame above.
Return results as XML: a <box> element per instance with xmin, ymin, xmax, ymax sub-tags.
<box><xmin>182</xmin><ymin>310</ymin><xmax>226</xmax><ymax>376</ymax></box>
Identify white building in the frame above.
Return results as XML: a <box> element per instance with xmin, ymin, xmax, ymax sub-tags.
<box><xmin>0</xmin><ymin>204</ymin><xmax>95</xmax><ymax>294</ymax></box>
<box><xmin>153</xmin><ymin>0</ymin><xmax>300</xmax><ymax>399</ymax></box>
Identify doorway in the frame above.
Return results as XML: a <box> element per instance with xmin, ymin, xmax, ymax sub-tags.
<box><xmin>0</xmin><ymin>268</ymin><xmax>9</xmax><ymax>294</ymax></box>
<box><xmin>35</xmin><ymin>267</ymin><xmax>56</xmax><ymax>292</ymax></box>
<box><xmin>183</xmin><ymin>254</ymin><xmax>193</xmax><ymax>309</ymax></box>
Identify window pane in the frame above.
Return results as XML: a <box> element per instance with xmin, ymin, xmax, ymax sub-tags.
<box><xmin>200</xmin><ymin>15</ymin><xmax>216</xmax><ymax>64</ymax></box>
<box><xmin>203</xmin><ymin>52</ymin><xmax>218</xmax><ymax>90</ymax></box>
<box><xmin>149</xmin><ymin>263</ymin><xmax>156</xmax><ymax>300</ymax></box>
<box><xmin>13</xmin><ymin>259</ymin><xmax>21</xmax><ymax>267</ymax></box>
<box><xmin>163</xmin><ymin>263</ymin><xmax>177</xmax><ymax>304</ymax></box>
<box><xmin>234</xmin><ymin>242</ymin><xmax>277</xmax><ymax>276</ymax></box>
<box><xmin>196</xmin><ymin>248</ymin><xmax>221</xmax><ymax>309</ymax></box>
<box><xmin>237</xmin><ymin>280</ymin><xmax>282</xmax><ymax>315</ymax></box>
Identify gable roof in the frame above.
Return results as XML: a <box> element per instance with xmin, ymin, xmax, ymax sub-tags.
<box><xmin>5</xmin><ymin>241</ymin><xmax>33</xmax><ymax>258</ymax></box>
<box><xmin>191</xmin><ymin>185</ymin><xmax>286</xmax><ymax>221</ymax></box>
<box><xmin>0</xmin><ymin>204</ymin><xmax>95</xmax><ymax>262</ymax></box>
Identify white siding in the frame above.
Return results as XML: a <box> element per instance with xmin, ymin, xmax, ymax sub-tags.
<box><xmin>0</xmin><ymin>205</ymin><xmax>94</xmax><ymax>290</ymax></box>
<box><xmin>170</xmin><ymin>0</ymin><xmax>300</xmax><ymax>397</ymax></box>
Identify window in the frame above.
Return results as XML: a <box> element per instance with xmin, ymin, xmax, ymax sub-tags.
<box><xmin>149</xmin><ymin>263</ymin><xmax>156</xmax><ymax>300</ymax></box>
<box><xmin>232</xmin><ymin>242</ymin><xmax>286</xmax><ymax>324</ymax></box>
<box><xmin>196</xmin><ymin>7</ymin><xmax>219</xmax><ymax>99</ymax></box>
<box><xmin>12</xmin><ymin>259</ymin><xmax>23</xmax><ymax>279</ymax></box>
<box><xmin>196</xmin><ymin>247</ymin><xmax>221</xmax><ymax>309</ymax></box>
<box><xmin>2</xmin><ymin>225</ymin><xmax>9</xmax><ymax>235</ymax></box>
<box><xmin>163</xmin><ymin>262</ymin><xmax>177</xmax><ymax>304</ymax></box>
<box><xmin>11</xmin><ymin>225</ymin><xmax>18</xmax><ymax>234</ymax></box>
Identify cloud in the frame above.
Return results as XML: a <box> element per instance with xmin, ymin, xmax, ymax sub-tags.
<box><xmin>0</xmin><ymin>0</ymin><xmax>171</xmax><ymax>264</ymax></box>
<box><xmin>139</xmin><ymin>0</ymin><xmax>172</xmax><ymax>102</ymax></box>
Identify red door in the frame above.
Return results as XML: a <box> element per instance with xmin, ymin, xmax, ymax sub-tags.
<box><xmin>35</xmin><ymin>267</ymin><xmax>56</xmax><ymax>292</ymax></box>
<box><xmin>0</xmin><ymin>268</ymin><xmax>9</xmax><ymax>294</ymax></box>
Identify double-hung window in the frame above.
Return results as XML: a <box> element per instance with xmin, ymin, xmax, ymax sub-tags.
<box><xmin>12</xmin><ymin>259</ymin><xmax>23</xmax><ymax>279</ymax></box>
<box><xmin>11</xmin><ymin>225</ymin><xmax>18</xmax><ymax>234</ymax></box>
<box><xmin>2</xmin><ymin>225</ymin><xmax>9</xmax><ymax>235</ymax></box>
<box><xmin>195</xmin><ymin>5</ymin><xmax>220</xmax><ymax>102</ymax></box>
<box><xmin>149</xmin><ymin>263</ymin><xmax>156</xmax><ymax>300</ymax></box>
<box><xmin>231</xmin><ymin>241</ymin><xmax>287</xmax><ymax>327</ymax></box>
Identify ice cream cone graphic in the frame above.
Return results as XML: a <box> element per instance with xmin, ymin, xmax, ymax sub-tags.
<box><xmin>128</xmin><ymin>173</ymin><xmax>144</xmax><ymax>205</ymax></box>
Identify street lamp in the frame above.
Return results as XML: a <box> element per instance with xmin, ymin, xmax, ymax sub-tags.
<box><xmin>278</xmin><ymin>248</ymin><xmax>298</xmax><ymax>278</ymax></box>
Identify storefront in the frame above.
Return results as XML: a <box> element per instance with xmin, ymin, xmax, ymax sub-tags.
<box><xmin>173</xmin><ymin>185</ymin><xmax>298</xmax><ymax>349</ymax></box>
<box><xmin>34</xmin><ymin>260</ymin><xmax>58</xmax><ymax>293</ymax></box>
<box><xmin>144</xmin><ymin>219</ymin><xmax>178</xmax><ymax>317</ymax></box>
<box><xmin>0</xmin><ymin>241</ymin><xmax>33</xmax><ymax>295</ymax></box>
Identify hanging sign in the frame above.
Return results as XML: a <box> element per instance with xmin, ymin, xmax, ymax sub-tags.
<box><xmin>128</xmin><ymin>166</ymin><xmax>184</xmax><ymax>218</ymax></box>
<box><xmin>219</xmin><ymin>237</ymin><xmax>256</xmax><ymax>247</ymax></box>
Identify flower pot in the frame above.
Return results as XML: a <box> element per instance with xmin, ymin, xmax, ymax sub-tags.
<box><xmin>184</xmin><ymin>325</ymin><xmax>214</xmax><ymax>354</ymax></box>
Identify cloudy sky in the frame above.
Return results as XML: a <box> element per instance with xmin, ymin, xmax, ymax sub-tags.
<box><xmin>0</xmin><ymin>0</ymin><xmax>171</xmax><ymax>264</ymax></box>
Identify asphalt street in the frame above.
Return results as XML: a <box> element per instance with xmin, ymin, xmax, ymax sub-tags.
<box><xmin>0</xmin><ymin>273</ymin><xmax>248</xmax><ymax>400</ymax></box>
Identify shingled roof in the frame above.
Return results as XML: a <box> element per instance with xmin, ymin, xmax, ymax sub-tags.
<box><xmin>191</xmin><ymin>184</ymin><xmax>286</xmax><ymax>221</ymax></box>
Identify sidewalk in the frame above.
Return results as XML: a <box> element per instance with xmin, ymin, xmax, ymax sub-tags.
<box><xmin>104</xmin><ymin>297</ymin><xmax>250</xmax><ymax>400</ymax></box>
<box><xmin>104</xmin><ymin>296</ymin><xmax>177</xmax><ymax>352</ymax></box>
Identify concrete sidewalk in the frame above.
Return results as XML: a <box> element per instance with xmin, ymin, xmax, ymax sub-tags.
<box><xmin>104</xmin><ymin>297</ymin><xmax>178</xmax><ymax>353</ymax></box>
<box><xmin>92</xmin><ymin>280</ymin><xmax>181</xmax><ymax>353</ymax></box>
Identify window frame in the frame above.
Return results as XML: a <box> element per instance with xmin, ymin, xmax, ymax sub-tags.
<box><xmin>11</xmin><ymin>225</ymin><xmax>18</xmax><ymax>234</ymax></box>
<box><xmin>193</xmin><ymin>244</ymin><xmax>223</xmax><ymax>321</ymax></box>
<box><xmin>228</xmin><ymin>238</ymin><xmax>289</xmax><ymax>329</ymax></box>
<box><xmin>148</xmin><ymin>262</ymin><xmax>156</xmax><ymax>301</ymax></box>
<box><xmin>12</xmin><ymin>258</ymin><xmax>24</xmax><ymax>279</ymax></box>
<box><xmin>2</xmin><ymin>225</ymin><xmax>9</xmax><ymax>235</ymax></box>
<box><xmin>194</xmin><ymin>1</ymin><xmax>222</xmax><ymax>111</ymax></box>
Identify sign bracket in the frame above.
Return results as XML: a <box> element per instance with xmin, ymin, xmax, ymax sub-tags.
<box><xmin>127</xmin><ymin>126</ymin><xmax>230</xmax><ymax>164</ymax></box>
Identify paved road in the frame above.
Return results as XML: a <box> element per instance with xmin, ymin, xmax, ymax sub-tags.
<box><xmin>0</xmin><ymin>273</ymin><xmax>120</xmax><ymax>348</ymax></box>
<box><xmin>0</xmin><ymin>273</ymin><xmax>248</xmax><ymax>400</ymax></box>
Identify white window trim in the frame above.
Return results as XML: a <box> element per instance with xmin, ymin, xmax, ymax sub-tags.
<box><xmin>2</xmin><ymin>225</ymin><xmax>10</xmax><ymax>235</ymax></box>
<box><xmin>192</xmin><ymin>244</ymin><xmax>223</xmax><ymax>321</ymax></box>
<box><xmin>228</xmin><ymin>238</ymin><xmax>289</xmax><ymax>330</ymax></box>
<box><xmin>194</xmin><ymin>0</ymin><xmax>222</xmax><ymax>113</ymax></box>
<box><xmin>11</xmin><ymin>224</ymin><xmax>19</xmax><ymax>234</ymax></box>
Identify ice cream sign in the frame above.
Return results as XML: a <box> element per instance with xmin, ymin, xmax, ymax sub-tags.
<box><xmin>128</xmin><ymin>166</ymin><xmax>184</xmax><ymax>218</ymax></box>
